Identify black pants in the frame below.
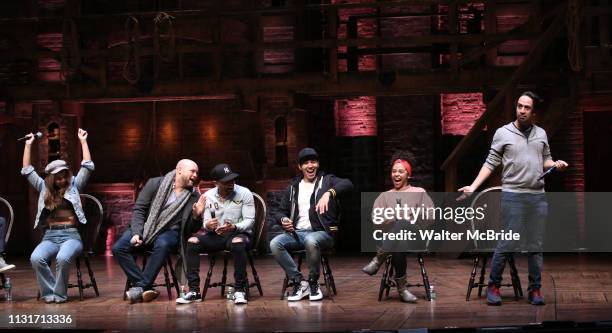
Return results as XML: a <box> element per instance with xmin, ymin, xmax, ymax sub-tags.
<box><xmin>391</xmin><ymin>252</ymin><xmax>407</xmax><ymax>278</ymax></box>
<box><xmin>185</xmin><ymin>232</ymin><xmax>251</xmax><ymax>292</ymax></box>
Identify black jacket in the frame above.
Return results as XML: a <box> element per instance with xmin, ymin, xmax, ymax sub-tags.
<box><xmin>129</xmin><ymin>177</ymin><xmax>202</xmax><ymax>272</ymax></box>
<box><xmin>272</xmin><ymin>171</ymin><xmax>353</xmax><ymax>233</ymax></box>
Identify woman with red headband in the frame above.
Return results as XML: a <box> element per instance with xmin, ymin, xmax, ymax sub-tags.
<box><xmin>362</xmin><ymin>158</ymin><xmax>434</xmax><ymax>302</ymax></box>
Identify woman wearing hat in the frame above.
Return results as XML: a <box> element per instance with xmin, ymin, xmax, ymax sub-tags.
<box><xmin>21</xmin><ymin>128</ymin><xmax>94</xmax><ymax>303</ymax></box>
<box><xmin>362</xmin><ymin>157</ymin><xmax>434</xmax><ymax>302</ymax></box>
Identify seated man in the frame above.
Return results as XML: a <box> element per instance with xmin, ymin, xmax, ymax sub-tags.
<box><xmin>176</xmin><ymin>163</ymin><xmax>255</xmax><ymax>305</ymax></box>
<box><xmin>0</xmin><ymin>216</ymin><xmax>15</xmax><ymax>273</ymax></box>
<box><xmin>112</xmin><ymin>159</ymin><xmax>205</xmax><ymax>303</ymax></box>
<box><xmin>270</xmin><ymin>148</ymin><xmax>353</xmax><ymax>302</ymax></box>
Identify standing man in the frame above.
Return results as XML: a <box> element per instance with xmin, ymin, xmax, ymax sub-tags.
<box><xmin>176</xmin><ymin>163</ymin><xmax>255</xmax><ymax>305</ymax></box>
<box><xmin>112</xmin><ymin>159</ymin><xmax>206</xmax><ymax>303</ymax></box>
<box><xmin>270</xmin><ymin>148</ymin><xmax>353</xmax><ymax>302</ymax></box>
<box><xmin>459</xmin><ymin>91</ymin><xmax>568</xmax><ymax>306</ymax></box>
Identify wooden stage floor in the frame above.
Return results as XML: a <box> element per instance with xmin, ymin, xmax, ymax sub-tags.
<box><xmin>0</xmin><ymin>253</ymin><xmax>611</xmax><ymax>332</ymax></box>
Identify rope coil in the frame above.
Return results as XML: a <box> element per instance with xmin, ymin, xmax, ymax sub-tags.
<box><xmin>567</xmin><ymin>0</ymin><xmax>583</xmax><ymax>72</ymax></box>
<box><xmin>153</xmin><ymin>12</ymin><xmax>176</xmax><ymax>63</ymax></box>
<box><xmin>123</xmin><ymin>16</ymin><xmax>141</xmax><ymax>85</ymax></box>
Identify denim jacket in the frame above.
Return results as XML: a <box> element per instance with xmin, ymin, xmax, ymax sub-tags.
<box><xmin>21</xmin><ymin>160</ymin><xmax>95</xmax><ymax>229</ymax></box>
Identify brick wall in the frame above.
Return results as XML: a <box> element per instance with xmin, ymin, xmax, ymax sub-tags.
<box><xmin>440</xmin><ymin>92</ymin><xmax>486</xmax><ymax>135</ymax></box>
<box><xmin>379</xmin><ymin>96</ymin><xmax>435</xmax><ymax>190</ymax></box>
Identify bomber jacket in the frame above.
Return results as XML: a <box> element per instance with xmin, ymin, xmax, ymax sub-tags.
<box><xmin>273</xmin><ymin>171</ymin><xmax>353</xmax><ymax>233</ymax></box>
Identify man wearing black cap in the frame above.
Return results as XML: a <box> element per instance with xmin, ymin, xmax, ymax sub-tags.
<box><xmin>176</xmin><ymin>163</ymin><xmax>256</xmax><ymax>305</ymax></box>
<box><xmin>270</xmin><ymin>147</ymin><xmax>353</xmax><ymax>301</ymax></box>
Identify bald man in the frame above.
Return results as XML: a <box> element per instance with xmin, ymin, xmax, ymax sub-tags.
<box><xmin>113</xmin><ymin>159</ymin><xmax>207</xmax><ymax>303</ymax></box>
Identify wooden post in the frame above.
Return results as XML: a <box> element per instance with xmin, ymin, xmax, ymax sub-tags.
<box><xmin>449</xmin><ymin>0</ymin><xmax>459</xmax><ymax>76</ymax></box>
<box><xmin>328</xmin><ymin>6</ymin><xmax>338</xmax><ymax>82</ymax></box>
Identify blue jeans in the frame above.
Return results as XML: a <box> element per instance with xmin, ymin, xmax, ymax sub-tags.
<box><xmin>30</xmin><ymin>228</ymin><xmax>83</xmax><ymax>301</ymax></box>
<box><xmin>269</xmin><ymin>230</ymin><xmax>334</xmax><ymax>281</ymax></box>
<box><xmin>489</xmin><ymin>192</ymin><xmax>547</xmax><ymax>291</ymax></box>
<box><xmin>112</xmin><ymin>229</ymin><xmax>179</xmax><ymax>290</ymax></box>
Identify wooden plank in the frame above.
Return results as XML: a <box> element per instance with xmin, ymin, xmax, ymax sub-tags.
<box><xmin>1</xmin><ymin>254</ymin><xmax>611</xmax><ymax>331</ymax></box>
<box><xmin>0</xmin><ymin>68</ymin><xmax>562</xmax><ymax>101</ymax></box>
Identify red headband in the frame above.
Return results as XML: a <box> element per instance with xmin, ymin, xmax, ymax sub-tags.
<box><xmin>392</xmin><ymin>159</ymin><xmax>412</xmax><ymax>177</ymax></box>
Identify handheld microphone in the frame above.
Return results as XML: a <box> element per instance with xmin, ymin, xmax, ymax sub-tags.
<box><xmin>538</xmin><ymin>165</ymin><xmax>557</xmax><ymax>180</ymax></box>
<box><xmin>18</xmin><ymin>132</ymin><xmax>42</xmax><ymax>142</ymax></box>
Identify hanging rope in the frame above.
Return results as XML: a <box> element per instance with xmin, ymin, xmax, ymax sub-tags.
<box><xmin>123</xmin><ymin>16</ymin><xmax>141</xmax><ymax>85</ymax></box>
<box><xmin>60</xmin><ymin>18</ymin><xmax>81</xmax><ymax>82</ymax></box>
<box><xmin>567</xmin><ymin>0</ymin><xmax>583</xmax><ymax>72</ymax></box>
<box><xmin>153</xmin><ymin>12</ymin><xmax>176</xmax><ymax>63</ymax></box>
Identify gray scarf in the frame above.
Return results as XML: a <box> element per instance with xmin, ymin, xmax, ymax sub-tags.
<box><xmin>142</xmin><ymin>170</ymin><xmax>191</xmax><ymax>245</ymax></box>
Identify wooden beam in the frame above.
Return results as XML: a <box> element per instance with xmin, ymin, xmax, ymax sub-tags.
<box><xmin>327</xmin><ymin>6</ymin><xmax>339</xmax><ymax>82</ymax></box>
<box><xmin>0</xmin><ymin>32</ymin><xmax>539</xmax><ymax>62</ymax></box>
<box><xmin>440</xmin><ymin>4</ymin><xmax>566</xmax><ymax>171</ymax></box>
<box><xmin>0</xmin><ymin>68</ymin><xmax>561</xmax><ymax>101</ymax></box>
<box><xmin>0</xmin><ymin>0</ymin><xmax>491</xmax><ymax>24</ymax></box>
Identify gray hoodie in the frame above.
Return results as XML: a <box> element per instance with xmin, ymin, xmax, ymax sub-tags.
<box><xmin>484</xmin><ymin>122</ymin><xmax>552</xmax><ymax>193</ymax></box>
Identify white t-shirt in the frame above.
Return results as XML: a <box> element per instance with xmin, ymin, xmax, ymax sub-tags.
<box><xmin>296</xmin><ymin>180</ymin><xmax>315</xmax><ymax>230</ymax></box>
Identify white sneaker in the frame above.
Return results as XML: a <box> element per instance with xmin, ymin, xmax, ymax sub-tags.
<box><xmin>176</xmin><ymin>291</ymin><xmax>202</xmax><ymax>304</ymax></box>
<box><xmin>0</xmin><ymin>257</ymin><xmax>15</xmax><ymax>273</ymax></box>
<box><xmin>234</xmin><ymin>291</ymin><xmax>248</xmax><ymax>305</ymax></box>
<box><xmin>287</xmin><ymin>280</ymin><xmax>310</xmax><ymax>301</ymax></box>
<box><xmin>308</xmin><ymin>280</ymin><xmax>323</xmax><ymax>301</ymax></box>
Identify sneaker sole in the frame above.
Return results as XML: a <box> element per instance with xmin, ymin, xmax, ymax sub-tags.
<box><xmin>234</xmin><ymin>300</ymin><xmax>248</xmax><ymax>305</ymax></box>
<box><xmin>287</xmin><ymin>293</ymin><xmax>310</xmax><ymax>302</ymax></box>
<box><xmin>400</xmin><ymin>298</ymin><xmax>417</xmax><ymax>303</ymax></box>
<box><xmin>487</xmin><ymin>301</ymin><xmax>502</xmax><ymax>306</ymax></box>
<box><xmin>0</xmin><ymin>264</ymin><xmax>15</xmax><ymax>273</ymax></box>
<box><xmin>176</xmin><ymin>298</ymin><xmax>202</xmax><ymax>304</ymax></box>
<box><xmin>142</xmin><ymin>291</ymin><xmax>160</xmax><ymax>303</ymax></box>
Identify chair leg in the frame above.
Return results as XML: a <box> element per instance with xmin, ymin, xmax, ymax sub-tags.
<box><xmin>162</xmin><ymin>261</ymin><xmax>173</xmax><ymax>300</ymax></box>
<box><xmin>247</xmin><ymin>252</ymin><xmax>263</xmax><ymax>296</ymax></box>
<box><xmin>477</xmin><ymin>255</ymin><xmax>488</xmax><ymax>297</ymax></box>
<box><xmin>280</xmin><ymin>275</ymin><xmax>289</xmax><ymax>300</ymax></box>
<box><xmin>84</xmin><ymin>257</ymin><xmax>99</xmax><ymax>297</ymax></box>
<box><xmin>221</xmin><ymin>253</ymin><xmax>229</xmax><ymax>297</ymax></box>
<box><xmin>378</xmin><ymin>257</ymin><xmax>391</xmax><ymax>302</ymax></box>
<box><xmin>167</xmin><ymin>256</ymin><xmax>180</xmax><ymax>297</ymax></box>
<box><xmin>297</xmin><ymin>253</ymin><xmax>303</xmax><ymax>271</ymax></box>
<box><xmin>320</xmin><ymin>256</ymin><xmax>334</xmax><ymax>301</ymax></box>
<box><xmin>123</xmin><ymin>279</ymin><xmax>130</xmax><ymax>300</ymax></box>
<box><xmin>418</xmin><ymin>254</ymin><xmax>431</xmax><ymax>301</ymax></box>
<box><xmin>323</xmin><ymin>255</ymin><xmax>337</xmax><ymax>295</ymax></box>
<box><xmin>466</xmin><ymin>255</ymin><xmax>480</xmax><ymax>301</ymax></box>
<box><xmin>386</xmin><ymin>265</ymin><xmax>394</xmax><ymax>298</ymax></box>
<box><xmin>75</xmin><ymin>257</ymin><xmax>85</xmax><ymax>301</ymax></box>
<box><xmin>508</xmin><ymin>255</ymin><xmax>523</xmax><ymax>299</ymax></box>
<box><xmin>202</xmin><ymin>255</ymin><xmax>216</xmax><ymax>300</ymax></box>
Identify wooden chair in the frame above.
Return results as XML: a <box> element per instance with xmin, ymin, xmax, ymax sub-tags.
<box><xmin>67</xmin><ymin>194</ymin><xmax>104</xmax><ymax>300</ymax></box>
<box><xmin>122</xmin><ymin>251</ymin><xmax>180</xmax><ymax>301</ymax></box>
<box><xmin>378</xmin><ymin>253</ymin><xmax>432</xmax><ymax>302</ymax></box>
<box><xmin>201</xmin><ymin>192</ymin><xmax>266</xmax><ymax>300</ymax></box>
<box><xmin>279</xmin><ymin>226</ymin><xmax>338</xmax><ymax>301</ymax></box>
<box><xmin>0</xmin><ymin>196</ymin><xmax>14</xmax><ymax>289</ymax></box>
<box><xmin>465</xmin><ymin>187</ymin><xmax>523</xmax><ymax>301</ymax></box>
